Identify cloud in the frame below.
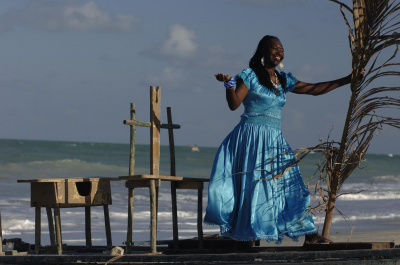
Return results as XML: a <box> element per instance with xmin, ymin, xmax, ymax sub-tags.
<box><xmin>142</xmin><ymin>24</ymin><xmax>244</xmax><ymax>70</ymax></box>
<box><xmin>0</xmin><ymin>0</ymin><xmax>139</xmax><ymax>34</ymax></box>
<box><xmin>143</xmin><ymin>24</ymin><xmax>197</xmax><ymax>60</ymax></box>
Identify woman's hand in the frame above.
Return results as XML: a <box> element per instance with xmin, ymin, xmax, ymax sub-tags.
<box><xmin>215</xmin><ymin>73</ymin><xmax>232</xmax><ymax>82</ymax></box>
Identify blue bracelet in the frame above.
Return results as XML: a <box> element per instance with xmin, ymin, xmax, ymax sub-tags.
<box><xmin>224</xmin><ymin>78</ymin><xmax>236</xmax><ymax>89</ymax></box>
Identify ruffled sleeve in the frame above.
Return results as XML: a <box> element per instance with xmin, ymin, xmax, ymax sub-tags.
<box><xmin>235</xmin><ymin>68</ymin><xmax>253</xmax><ymax>90</ymax></box>
<box><xmin>282</xmin><ymin>72</ymin><xmax>298</xmax><ymax>93</ymax></box>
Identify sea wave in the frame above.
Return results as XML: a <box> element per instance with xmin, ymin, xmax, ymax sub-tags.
<box><xmin>372</xmin><ymin>175</ymin><xmax>400</xmax><ymax>182</ymax></box>
<box><xmin>1</xmin><ymin>218</ymin><xmax>35</xmax><ymax>231</ymax></box>
<box><xmin>339</xmin><ymin>192</ymin><xmax>400</xmax><ymax>201</ymax></box>
<box><xmin>0</xmin><ymin>159</ymin><xmax>127</xmax><ymax>179</ymax></box>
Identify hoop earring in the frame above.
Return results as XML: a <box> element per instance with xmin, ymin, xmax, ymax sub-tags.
<box><xmin>279</xmin><ymin>62</ymin><xmax>284</xmax><ymax>69</ymax></box>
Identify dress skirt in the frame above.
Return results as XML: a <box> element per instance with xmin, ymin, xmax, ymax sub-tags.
<box><xmin>204</xmin><ymin>121</ymin><xmax>317</xmax><ymax>243</ymax></box>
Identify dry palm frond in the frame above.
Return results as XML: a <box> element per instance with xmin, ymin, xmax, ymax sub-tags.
<box><xmin>320</xmin><ymin>0</ymin><xmax>400</xmax><ymax>237</ymax></box>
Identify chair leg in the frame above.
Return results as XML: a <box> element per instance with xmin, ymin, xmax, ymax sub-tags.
<box><xmin>197</xmin><ymin>188</ymin><xmax>204</xmax><ymax>249</ymax></box>
<box><xmin>46</xmin><ymin>207</ymin><xmax>56</xmax><ymax>246</ymax></box>
<box><xmin>35</xmin><ymin>207</ymin><xmax>41</xmax><ymax>253</ymax></box>
<box><xmin>126</xmin><ymin>188</ymin><xmax>134</xmax><ymax>254</ymax></box>
<box><xmin>103</xmin><ymin>205</ymin><xmax>112</xmax><ymax>248</ymax></box>
<box><xmin>149</xmin><ymin>180</ymin><xmax>157</xmax><ymax>253</ymax></box>
<box><xmin>171</xmin><ymin>182</ymin><xmax>179</xmax><ymax>248</ymax></box>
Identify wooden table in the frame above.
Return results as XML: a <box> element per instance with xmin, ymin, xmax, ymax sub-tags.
<box><xmin>18</xmin><ymin>177</ymin><xmax>118</xmax><ymax>255</ymax></box>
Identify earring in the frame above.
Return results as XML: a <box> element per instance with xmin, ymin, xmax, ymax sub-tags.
<box><xmin>279</xmin><ymin>62</ymin><xmax>284</xmax><ymax>69</ymax></box>
<box><xmin>261</xmin><ymin>57</ymin><xmax>265</xmax><ymax>66</ymax></box>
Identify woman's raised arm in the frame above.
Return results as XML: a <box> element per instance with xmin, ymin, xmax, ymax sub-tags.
<box><xmin>215</xmin><ymin>73</ymin><xmax>249</xmax><ymax>110</ymax></box>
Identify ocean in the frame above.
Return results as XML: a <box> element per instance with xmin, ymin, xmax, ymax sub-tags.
<box><xmin>0</xmin><ymin>138</ymin><xmax>399</xmax><ymax>246</ymax></box>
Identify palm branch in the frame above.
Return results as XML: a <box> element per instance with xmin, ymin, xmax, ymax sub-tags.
<box><xmin>321</xmin><ymin>0</ymin><xmax>400</xmax><ymax>238</ymax></box>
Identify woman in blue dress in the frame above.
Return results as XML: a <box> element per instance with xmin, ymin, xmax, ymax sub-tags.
<box><xmin>204</xmin><ymin>35</ymin><xmax>354</xmax><ymax>244</ymax></box>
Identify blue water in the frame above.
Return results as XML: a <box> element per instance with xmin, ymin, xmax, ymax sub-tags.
<box><xmin>0</xmin><ymin>139</ymin><xmax>399</xmax><ymax>246</ymax></box>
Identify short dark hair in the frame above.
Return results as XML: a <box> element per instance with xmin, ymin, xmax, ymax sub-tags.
<box><xmin>249</xmin><ymin>35</ymin><xmax>287</xmax><ymax>91</ymax></box>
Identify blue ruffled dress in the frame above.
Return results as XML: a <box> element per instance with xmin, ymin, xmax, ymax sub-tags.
<box><xmin>204</xmin><ymin>68</ymin><xmax>317</xmax><ymax>243</ymax></box>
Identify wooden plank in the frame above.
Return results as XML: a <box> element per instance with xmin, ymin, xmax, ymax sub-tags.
<box><xmin>123</xmin><ymin>119</ymin><xmax>151</xmax><ymax>127</ymax></box>
<box><xmin>125</xmin><ymin>180</ymin><xmax>160</xmax><ymax>189</ymax></box>
<box><xmin>103</xmin><ymin>205</ymin><xmax>112</xmax><ymax>248</ymax></box>
<box><xmin>46</xmin><ymin>208</ymin><xmax>56</xmax><ymax>246</ymax></box>
<box><xmin>129</xmin><ymin>103</ymin><xmax>136</xmax><ymax>176</ymax></box>
<box><xmin>35</xmin><ymin>207</ymin><xmax>41</xmax><ymax>253</ymax></box>
<box><xmin>119</xmin><ymin>175</ymin><xmax>183</xmax><ymax>181</ymax></box>
<box><xmin>150</xmin><ymin>86</ymin><xmax>161</xmax><ymax>178</ymax></box>
<box><xmin>149</xmin><ymin>180</ymin><xmax>157</xmax><ymax>254</ymax></box>
<box><xmin>126</xmin><ymin>188</ymin><xmax>134</xmax><ymax>254</ymax></box>
<box><xmin>85</xmin><ymin>207</ymin><xmax>92</xmax><ymax>247</ymax></box>
<box><xmin>54</xmin><ymin>208</ymin><xmax>62</xmax><ymax>255</ymax></box>
<box><xmin>172</xmin><ymin>177</ymin><xmax>210</xmax><ymax>182</ymax></box>
<box><xmin>18</xmin><ymin>177</ymin><xmax>119</xmax><ymax>183</ymax></box>
<box><xmin>175</xmin><ymin>181</ymin><xmax>203</xmax><ymax>190</ymax></box>
<box><xmin>124</xmin><ymin>119</ymin><xmax>181</xmax><ymax>129</ymax></box>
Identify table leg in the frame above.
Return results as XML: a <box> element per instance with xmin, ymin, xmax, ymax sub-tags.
<box><xmin>46</xmin><ymin>207</ymin><xmax>55</xmax><ymax>246</ymax></box>
<box><xmin>85</xmin><ymin>206</ymin><xmax>92</xmax><ymax>247</ymax></box>
<box><xmin>103</xmin><ymin>205</ymin><xmax>112</xmax><ymax>248</ymax></box>
<box><xmin>54</xmin><ymin>208</ymin><xmax>62</xmax><ymax>255</ymax></box>
<box><xmin>35</xmin><ymin>207</ymin><xmax>41</xmax><ymax>253</ymax></box>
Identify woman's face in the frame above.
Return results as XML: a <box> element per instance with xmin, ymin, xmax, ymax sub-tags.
<box><xmin>264</xmin><ymin>38</ymin><xmax>284</xmax><ymax>67</ymax></box>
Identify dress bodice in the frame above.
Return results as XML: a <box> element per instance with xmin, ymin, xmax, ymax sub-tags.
<box><xmin>235</xmin><ymin>68</ymin><xmax>297</xmax><ymax>128</ymax></box>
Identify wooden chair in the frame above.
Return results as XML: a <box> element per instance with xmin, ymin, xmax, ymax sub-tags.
<box><xmin>119</xmin><ymin>86</ymin><xmax>182</xmax><ymax>254</ymax></box>
<box><xmin>120</xmin><ymin>87</ymin><xmax>209</xmax><ymax>253</ymax></box>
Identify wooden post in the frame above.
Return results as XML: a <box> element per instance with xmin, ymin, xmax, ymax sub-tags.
<box><xmin>149</xmin><ymin>86</ymin><xmax>161</xmax><ymax>254</ymax></box>
<box><xmin>46</xmin><ymin>207</ymin><xmax>56</xmax><ymax>246</ymax></box>
<box><xmin>35</xmin><ymin>207</ymin><xmax>41</xmax><ymax>253</ymax></box>
<box><xmin>103</xmin><ymin>205</ymin><xmax>112</xmax><ymax>248</ymax></box>
<box><xmin>150</xmin><ymin>86</ymin><xmax>161</xmax><ymax>177</ymax></box>
<box><xmin>167</xmin><ymin>107</ymin><xmax>179</xmax><ymax>246</ymax></box>
<box><xmin>126</xmin><ymin>103</ymin><xmax>136</xmax><ymax>254</ymax></box>
<box><xmin>197</xmin><ymin>188</ymin><xmax>204</xmax><ymax>249</ymax></box>
<box><xmin>85</xmin><ymin>206</ymin><xmax>92</xmax><ymax>247</ymax></box>
<box><xmin>54</xmin><ymin>208</ymin><xmax>62</xmax><ymax>255</ymax></box>
<box><xmin>129</xmin><ymin>103</ymin><xmax>136</xmax><ymax>176</ymax></box>
<box><xmin>149</xmin><ymin>180</ymin><xmax>157</xmax><ymax>253</ymax></box>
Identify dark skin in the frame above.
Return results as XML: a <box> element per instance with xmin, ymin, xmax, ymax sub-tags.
<box><xmin>215</xmin><ymin>38</ymin><xmax>363</xmax><ymax>243</ymax></box>
<box><xmin>215</xmin><ymin>39</ymin><xmax>360</xmax><ymax>111</ymax></box>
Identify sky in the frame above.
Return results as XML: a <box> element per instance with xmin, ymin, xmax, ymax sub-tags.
<box><xmin>0</xmin><ymin>0</ymin><xmax>399</xmax><ymax>154</ymax></box>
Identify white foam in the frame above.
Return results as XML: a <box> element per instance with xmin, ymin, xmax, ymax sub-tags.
<box><xmin>2</xmin><ymin>218</ymin><xmax>35</xmax><ymax>231</ymax></box>
<box><xmin>339</xmin><ymin>192</ymin><xmax>400</xmax><ymax>200</ymax></box>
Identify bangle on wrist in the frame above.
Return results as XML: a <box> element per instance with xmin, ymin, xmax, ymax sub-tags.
<box><xmin>224</xmin><ymin>78</ymin><xmax>236</xmax><ymax>89</ymax></box>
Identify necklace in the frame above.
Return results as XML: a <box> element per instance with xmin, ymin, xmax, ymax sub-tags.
<box><xmin>270</xmin><ymin>71</ymin><xmax>280</xmax><ymax>96</ymax></box>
